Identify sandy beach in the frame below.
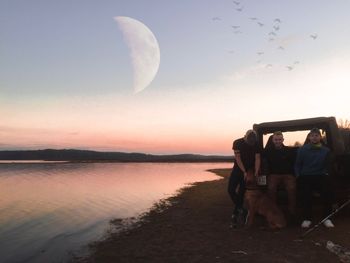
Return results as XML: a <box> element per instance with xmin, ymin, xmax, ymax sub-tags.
<box><xmin>75</xmin><ymin>168</ymin><xmax>350</xmax><ymax>263</ymax></box>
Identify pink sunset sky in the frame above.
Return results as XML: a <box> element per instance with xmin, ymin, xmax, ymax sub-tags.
<box><xmin>1</xmin><ymin>1</ymin><xmax>350</xmax><ymax>155</ymax></box>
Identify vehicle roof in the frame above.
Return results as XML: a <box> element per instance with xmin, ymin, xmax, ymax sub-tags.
<box><xmin>253</xmin><ymin>117</ymin><xmax>336</xmax><ymax>134</ymax></box>
<box><xmin>253</xmin><ymin>116</ymin><xmax>345</xmax><ymax>155</ymax></box>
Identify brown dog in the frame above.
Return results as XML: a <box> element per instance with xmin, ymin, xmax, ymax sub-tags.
<box><xmin>244</xmin><ymin>170</ymin><xmax>286</xmax><ymax>229</ymax></box>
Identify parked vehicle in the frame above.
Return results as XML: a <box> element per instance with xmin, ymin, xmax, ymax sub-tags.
<box><xmin>253</xmin><ymin>116</ymin><xmax>350</xmax><ymax>202</ymax></box>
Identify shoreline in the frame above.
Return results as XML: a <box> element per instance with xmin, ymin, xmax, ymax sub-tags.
<box><xmin>74</xmin><ymin>168</ymin><xmax>350</xmax><ymax>263</ymax></box>
<box><xmin>0</xmin><ymin>160</ymin><xmax>233</xmax><ymax>164</ymax></box>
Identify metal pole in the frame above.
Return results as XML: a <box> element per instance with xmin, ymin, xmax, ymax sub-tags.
<box><xmin>300</xmin><ymin>199</ymin><xmax>350</xmax><ymax>238</ymax></box>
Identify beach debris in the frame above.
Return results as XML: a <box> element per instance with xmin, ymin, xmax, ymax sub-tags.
<box><xmin>293</xmin><ymin>239</ymin><xmax>303</xmax><ymax>242</ymax></box>
<box><xmin>314</xmin><ymin>242</ymin><xmax>321</xmax><ymax>246</ymax></box>
<box><xmin>109</xmin><ymin>216</ymin><xmax>144</xmax><ymax>234</ymax></box>
<box><xmin>229</xmin><ymin>222</ymin><xmax>239</xmax><ymax>229</ymax></box>
<box><xmin>113</xmin><ymin>218</ymin><xmax>123</xmax><ymax>223</ymax></box>
<box><xmin>231</xmin><ymin>250</ymin><xmax>248</xmax><ymax>255</ymax></box>
<box><xmin>326</xmin><ymin>241</ymin><xmax>350</xmax><ymax>263</ymax></box>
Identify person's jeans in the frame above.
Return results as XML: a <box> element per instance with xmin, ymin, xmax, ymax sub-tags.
<box><xmin>268</xmin><ymin>174</ymin><xmax>296</xmax><ymax>215</ymax></box>
<box><xmin>297</xmin><ymin>174</ymin><xmax>333</xmax><ymax>220</ymax></box>
<box><xmin>228</xmin><ymin>168</ymin><xmax>246</xmax><ymax>214</ymax></box>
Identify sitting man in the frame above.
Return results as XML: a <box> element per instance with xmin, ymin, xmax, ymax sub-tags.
<box><xmin>263</xmin><ymin>131</ymin><xmax>297</xmax><ymax>222</ymax></box>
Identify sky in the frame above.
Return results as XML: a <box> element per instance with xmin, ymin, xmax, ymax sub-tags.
<box><xmin>1</xmin><ymin>0</ymin><xmax>350</xmax><ymax>155</ymax></box>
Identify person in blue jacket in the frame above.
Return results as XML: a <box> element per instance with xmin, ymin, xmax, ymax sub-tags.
<box><xmin>295</xmin><ymin>128</ymin><xmax>334</xmax><ymax>228</ymax></box>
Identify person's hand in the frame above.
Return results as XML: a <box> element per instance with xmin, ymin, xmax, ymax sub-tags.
<box><xmin>243</xmin><ymin>171</ymin><xmax>248</xmax><ymax>180</ymax></box>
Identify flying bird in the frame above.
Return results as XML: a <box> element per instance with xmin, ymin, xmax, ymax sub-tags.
<box><xmin>257</xmin><ymin>51</ymin><xmax>264</xmax><ymax>55</ymax></box>
<box><xmin>310</xmin><ymin>34</ymin><xmax>318</xmax><ymax>40</ymax></box>
<box><xmin>268</xmin><ymin>31</ymin><xmax>276</xmax><ymax>36</ymax></box>
<box><xmin>269</xmin><ymin>38</ymin><xmax>275</xmax><ymax>42</ymax></box>
<box><xmin>278</xmin><ymin>46</ymin><xmax>285</xmax><ymax>50</ymax></box>
<box><xmin>212</xmin><ymin>17</ymin><xmax>221</xmax><ymax>21</ymax></box>
<box><xmin>286</xmin><ymin>66</ymin><xmax>293</xmax><ymax>71</ymax></box>
<box><xmin>227</xmin><ymin>49</ymin><xmax>235</xmax><ymax>54</ymax></box>
<box><xmin>294</xmin><ymin>61</ymin><xmax>300</xmax><ymax>64</ymax></box>
<box><xmin>231</xmin><ymin>25</ymin><xmax>240</xmax><ymax>29</ymax></box>
<box><xmin>266</xmin><ymin>64</ymin><xmax>273</xmax><ymax>68</ymax></box>
<box><xmin>257</xmin><ymin>22</ymin><xmax>264</xmax><ymax>27</ymax></box>
<box><xmin>274</xmin><ymin>18</ymin><xmax>281</xmax><ymax>23</ymax></box>
<box><xmin>273</xmin><ymin>25</ymin><xmax>280</xmax><ymax>31</ymax></box>
<box><xmin>233</xmin><ymin>30</ymin><xmax>243</xmax><ymax>34</ymax></box>
<box><xmin>250</xmin><ymin>17</ymin><xmax>258</xmax><ymax>21</ymax></box>
<box><xmin>236</xmin><ymin>7</ymin><xmax>244</xmax><ymax>11</ymax></box>
<box><xmin>233</xmin><ymin>1</ymin><xmax>240</xmax><ymax>5</ymax></box>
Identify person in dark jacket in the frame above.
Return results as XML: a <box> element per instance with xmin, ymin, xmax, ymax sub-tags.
<box><xmin>295</xmin><ymin>128</ymin><xmax>334</xmax><ymax>228</ymax></box>
<box><xmin>263</xmin><ymin>131</ymin><xmax>297</xmax><ymax>219</ymax></box>
<box><xmin>228</xmin><ymin>130</ymin><xmax>261</xmax><ymax>226</ymax></box>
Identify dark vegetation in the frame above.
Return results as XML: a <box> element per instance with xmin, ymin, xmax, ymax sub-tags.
<box><xmin>0</xmin><ymin>149</ymin><xmax>233</xmax><ymax>162</ymax></box>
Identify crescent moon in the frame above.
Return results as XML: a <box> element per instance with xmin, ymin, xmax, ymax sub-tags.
<box><xmin>114</xmin><ymin>16</ymin><xmax>160</xmax><ymax>93</ymax></box>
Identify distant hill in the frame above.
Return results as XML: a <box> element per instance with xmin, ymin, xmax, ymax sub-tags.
<box><xmin>0</xmin><ymin>149</ymin><xmax>233</xmax><ymax>162</ymax></box>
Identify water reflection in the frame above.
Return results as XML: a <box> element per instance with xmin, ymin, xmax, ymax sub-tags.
<box><xmin>0</xmin><ymin>162</ymin><xmax>231</xmax><ymax>262</ymax></box>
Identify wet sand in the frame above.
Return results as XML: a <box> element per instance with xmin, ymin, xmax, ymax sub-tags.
<box><xmin>75</xmin><ymin>169</ymin><xmax>350</xmax><ymax>263</ymax></box>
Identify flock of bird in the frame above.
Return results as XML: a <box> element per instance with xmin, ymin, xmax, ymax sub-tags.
<box><xmin>211</xmin><ymin>1</ymin><xmax>318</xmax><ymax>71</ymax></box>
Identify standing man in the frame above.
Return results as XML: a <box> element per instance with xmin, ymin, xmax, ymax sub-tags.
<box><xmin>263</xmin><ymin>131</ymin><xmax>297</xmax><ymax>221</ymax></box>
<box><xmin>295</xmin><ymin>128</ymin><xmax>335</xmax><ymax>228</ymax></box>
<box><xmin>228</xmin><ymin>129</ymin><xmax>261</xmax><ymax>226</ymax></box>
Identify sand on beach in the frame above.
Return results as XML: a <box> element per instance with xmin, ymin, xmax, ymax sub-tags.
<box><xmin>74</xmin><ymin>169</ymin><xmax>350</xmax><ymax>263</ymax></box>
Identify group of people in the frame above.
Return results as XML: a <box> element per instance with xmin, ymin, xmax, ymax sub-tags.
<box><xmin>228</xmin><ymin>128</ymin><xmax>335</xmax><ymax>228</ymax></box>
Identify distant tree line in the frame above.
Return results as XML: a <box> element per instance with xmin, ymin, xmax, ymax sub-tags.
<box><xmin>0</xmin><ymin>149</ymin><xmax>233</xmax><ymax>162</ymax></box>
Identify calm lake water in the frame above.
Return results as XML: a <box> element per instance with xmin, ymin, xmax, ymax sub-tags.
<box><xmin>0</xmin><ymin>162</ymin><xmax>232</xmax><ymax>263</ymax></box>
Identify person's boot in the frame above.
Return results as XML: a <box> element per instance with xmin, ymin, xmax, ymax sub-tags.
<box><xmin>301</xmin><ymin>220</ymin><xmax>312</xmax><ymax>228</ymax></box>
<box><xmin>323</xmin><ymin>219</ymin><xmax>335</xmax><ymax>228</ymax></box>
<box><xmin>231</xmin><ymin>208</ymin><xmax>239</xmax><ymax>228</ymax></box>
<box><xmin>238</xmin><ymin>208</ymin><xmax>248</xmax><ymax>225</ymax></box>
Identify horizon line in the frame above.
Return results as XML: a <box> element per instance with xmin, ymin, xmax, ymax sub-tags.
<box><xmin>0</xmin><ymin>148</ymin><xmax>234</xmax><ymax>156</ymax></box>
